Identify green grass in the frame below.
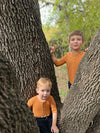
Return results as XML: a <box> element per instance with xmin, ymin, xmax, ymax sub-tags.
<box><xmin>54</xmin><ymin>64</ymin><xmax>69</xmax><ymax>102</ymax></box>
<box><xmin>59</xmin><ymin>89</ymin><xmax>69</xmax><ymax>97</ymax></box>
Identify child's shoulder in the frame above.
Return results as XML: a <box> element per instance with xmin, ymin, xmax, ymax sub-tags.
<box><xmin>48</xmin><ymin>95</ymin><xmax>55</xmax><ymax>101</ymax></box>
<box><xmin>49</xmin><ymin>95</ymin><xmax>53</xmax><ymax>98</ymax></box>
<box><xmin>80</xmin><ymin>51</ymin><xmax>85</xmax><ymax>55</ymax></box>
<box><xmin>28</xmin><ymin>95</ymin><xmax>37</xmax><ymax>102</ymax></box>
<box><xmin>64</xmin><ymin>52</ymin><xmax>72</xmax><ymax>58</ymax></box>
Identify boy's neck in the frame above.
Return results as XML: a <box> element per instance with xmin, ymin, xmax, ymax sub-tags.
<box><xmin>72</xmin><ymin>49</ymin><xmax>81</xmax><ymax>54</ymax></box>
<box><xmin>37</xmin><ymin>95</ymin><xmax>46</xmax><ymax>102</ymax></box>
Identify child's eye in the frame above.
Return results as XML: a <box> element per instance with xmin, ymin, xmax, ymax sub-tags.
<box><xmin>77</xmin><ymin>38</ymin><xmax>81</xmax><ymax>41</ymax></box>
<box><xmin>71</xmin><ymin>38</ymin><xmax>75</xmax><ymax>41</ymax></box>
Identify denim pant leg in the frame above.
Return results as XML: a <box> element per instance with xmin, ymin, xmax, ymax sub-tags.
<box><xmin>48</xmin><ymin>115</ymin><xmax>52</xmax><ymax>133</ymax></box>
<box><xmin>36</xmin><ymin>116</ymin><xmax>52</xmax><ymax>133</ymax></box>
<box><xmin>68</xmin><ymin>81</ymin><xmax>72</xmax><ymax>89</ymax></box>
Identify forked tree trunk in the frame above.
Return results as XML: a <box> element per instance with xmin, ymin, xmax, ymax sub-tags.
<box><xmin>0</xmin><ymin>0</ymin><xmax>100</xmax><ymax>133</ymax></box>
<box><xmin>59</xmin><ymin>28</ymin><xmax>100</xmax><ymax>133</ymax></box>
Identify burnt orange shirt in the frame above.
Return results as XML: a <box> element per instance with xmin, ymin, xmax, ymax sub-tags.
<box><xmin>54</xmin><ymin>51</ymin><xmax>85</xmax><ymax>84</ymax></box>
<box><xmin>27</xmin><ymin>95</ymin><xmax>57</xmax><ymax>117</ymax></box>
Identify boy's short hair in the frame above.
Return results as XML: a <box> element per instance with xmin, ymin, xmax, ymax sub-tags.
<box><xmin>37</xmin><ymin>77</ymin><xmax>52</xmax><ymax>89</ymax></box>
<box><xmin>69</xmin><ymin>30</ymin><xmax>84</xmax><ymax>41</ymax></box>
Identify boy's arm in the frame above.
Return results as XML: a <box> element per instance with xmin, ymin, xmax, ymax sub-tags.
<box><xmin>50</xmin><ymin>46</ymin><xmax>57</xmax><ymax>62</ymax></box>
<box><xmin>27</xmin><ymin>98</ymin><xmax>33</xmax><ymax>109</ymax></box>
<box><xmin>51</xmin><ymin>53</ymin><xmax>57</xmax><ymax>62</ymax></box>
<box><xmin>51</xmin><ymin>46</ymin><xmax>66</xmax><ymax>65</ymax></box>
<box><xmin>51</xmin><ymin>113</ymin><xmax>59</xmax><ymax>133</ymax></box>
<box><xmin>50</xmin><ymin>96</ymin><xmax>59</xmax><ymax>132</ymax></box>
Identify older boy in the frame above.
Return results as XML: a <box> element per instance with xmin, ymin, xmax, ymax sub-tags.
<box><xmin>51</xmin><ymin>30</ymin><xmax>85</xmax><ymax>88</ymax></box>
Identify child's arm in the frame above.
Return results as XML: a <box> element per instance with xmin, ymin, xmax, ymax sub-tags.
<box><xmin>50</xmin><ymin>46</ymin><xmax>57</xmax><ymax>62</ymax></box>
<box><xmin>27</xmin><ymin>98</ymin><xmax>33</xmax><ymax>109</ymax></box>
<box><xmin>51</xmin><ymin>46</ymin><xmax>66</xmax><ymax>66</ymax></box>
<box><xmin>51</xmin><ymin>113</ymin><xmax>59</xmax><ymax>133</ymax></box>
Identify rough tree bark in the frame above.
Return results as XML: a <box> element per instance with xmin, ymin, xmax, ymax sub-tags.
<box><xmin>0</xmin><ymin>0</ymin><xmax>61</xmax><ymax>132</ymax></box>
<box><xmin>0</xmin><ymin>0</ymin><xmax>100</xmax><ymax>133</ymax></box>
<box><xmin>59</xmin><ymin>28</ymin><xmax>100</xmax><ymax>133</ymax></box>
<box><xmin>0</xmin><ymin>0</ymin><xmax>61</xmax><ymax>105</ymax></box>
<box><xmin>0</xmin><ymin>53</ymin><xmax>40</xmax><ymax>132</ymax></box>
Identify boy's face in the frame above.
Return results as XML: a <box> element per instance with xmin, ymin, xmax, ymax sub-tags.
<box><xmin>36</xmin><ymin>84</ymin><xmax>51</xmax><ymax>101</ymax></box>
<box><xmin>68</xmin><ymin>35</ymin><xmax>84</xmax><ymax>51</ymax></box>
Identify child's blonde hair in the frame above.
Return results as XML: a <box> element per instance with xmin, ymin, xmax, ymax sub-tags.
<box><xmin>69</xmin><ymin>30</ymin><xmax>84</xmax><ymax>41</ymax></box>
<box><xmin>37</xmin><ymin>78</ymin><xmax>52</xmax><ymax>89</ymax></box>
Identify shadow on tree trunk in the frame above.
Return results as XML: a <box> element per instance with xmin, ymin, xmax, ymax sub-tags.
<box><xmin>0</xmin><ymin>53</ymin><xmax>40</xmax><ymax>132</ymax></box>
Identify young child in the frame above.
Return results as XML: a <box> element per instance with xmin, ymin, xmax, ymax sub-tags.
<box><xmin>51</xmin><ymin>30</ymin><xmax>85</xmax><ymax>89</ymax></box>
<box><xmin>27</xmin><ymin>78</ymin><xmax>59</xmax><ymax>133</ymax></box>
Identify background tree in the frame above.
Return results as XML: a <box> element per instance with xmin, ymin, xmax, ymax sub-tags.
<box><xmin>0</xmin><ymin>0</ymin><xmax>100</xmax><ymax>133</ymax></box>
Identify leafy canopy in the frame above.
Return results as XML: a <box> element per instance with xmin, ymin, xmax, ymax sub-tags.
<box><xmin>40</xmin><ymin>0</ymin><xmax>100</xmax><ymax>55</ymax></box>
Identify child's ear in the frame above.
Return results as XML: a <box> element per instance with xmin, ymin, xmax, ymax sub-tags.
<box><xmin>80</xmin><ymin>41</ymin><xmax>84</xmax><ymax>46</ymax></box>
<box><xmin>68</xmin><ymin>41</ymin><xmax>71</xmax><ymax>46</ymax></box>
<box><xmin>36</xmin><ymin>88</ymin><xmax>39</xmax><ymax>94</ymax></box>
<box><xmin>82</xmin><ymin>41</ymin><xmax>84</xmax><ymax>45</ymax></box>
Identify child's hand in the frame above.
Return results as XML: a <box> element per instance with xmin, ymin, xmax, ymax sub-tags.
<box><xmin>51</xmin><ymin>124</ymin><xmax>59</xmax><ymax>133</ymax></box>
<box><xmin>85</xmin><ymin>48</ymin><xmax>88</xmax><ymax>52</ymax></box>
<box><xmin>50</xmin><ymin>46</ymin><xmax>56</xmax><ymax>54</ymax></box>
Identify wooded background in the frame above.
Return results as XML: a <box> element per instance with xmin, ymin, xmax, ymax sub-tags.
<box><xmin>40</xmin><ymin>0</ymin><xmax>100</xmax><ymax>57</ymax></box>
<box><xmin>0</xmin><ymin>0</ymin><xmax>100</xmax><ymax>133</ymax></box>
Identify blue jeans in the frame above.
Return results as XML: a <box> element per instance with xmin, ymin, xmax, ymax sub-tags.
<box><xmin>68</xmin><ymin>81</ymin><xmax>72</xmax><ymax>89</ymax></box>
<box><xmin>35</xmin><ymin>115</ymin><xmax>52</xmax><ymax>133</ymax></box>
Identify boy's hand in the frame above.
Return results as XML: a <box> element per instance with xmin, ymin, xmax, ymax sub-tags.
<box><xmin>50</xmin><ymin>46</ymin><xmax>56</xmax><ymax>54</ymax></box>
<box><xmin>51</xmin><ymin>124</ymin><xmax>59</xmax><ymax>133</ymax></box>
<box><xmin>85</xmin><ymin>48</ymin><xmax>88</xmax><ymax>52</ymax></box>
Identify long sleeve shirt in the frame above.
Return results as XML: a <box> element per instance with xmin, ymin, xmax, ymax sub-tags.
<box><xmin>54</xmin><ymin>51</ymin><xmax>85</xmax><ymax>84</ymax></box>
<box><xmin>27</xmin><ymin>95</ymin><xmax>57</xmax><ymax>117</ymax></box>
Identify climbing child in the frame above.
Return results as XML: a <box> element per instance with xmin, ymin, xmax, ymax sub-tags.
<box><xmin>51</xmin><ymin>30</ymin><xmax>86</xmax><ymax>89</ymax></box>
<box><xmin>27</xmin><ymin>77</ymin><xmax>59</xmax><ymax>133</ymax></box>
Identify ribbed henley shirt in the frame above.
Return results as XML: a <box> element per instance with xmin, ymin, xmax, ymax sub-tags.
<box><xmin>54</xmin><ymin>51</ymin><xmax>85</xmax><ymax>84</ymax></box>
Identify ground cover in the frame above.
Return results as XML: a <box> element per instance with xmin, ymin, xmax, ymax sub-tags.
<box><xmin>54</xmin><ymin>64</ymin><xmax>69</xmax><ymax>102</ymax></box>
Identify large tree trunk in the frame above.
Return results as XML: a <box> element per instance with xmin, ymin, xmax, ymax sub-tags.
<box><xmin>0</xmin><ymin>0</ymin><xmax>100</xmax><ymax>133</ymax></box>
<box><xmin>0</xmin><ymin>53</ymin><xmax>40</xmax><ymax>132</ymax></box>
<box><xmin>0</xmin><ymin>0</ymin><xmax>61</xmax><ymax>132</ymax></box>
<box><xmin>0</xmin><ymin>0</ymin><xmax>61</xmax><ymax>105</ymax></box>
<box><xmin>59</xmin><ymin>28</ymin><xmax>100</xmax><ymax>133</ymax></box>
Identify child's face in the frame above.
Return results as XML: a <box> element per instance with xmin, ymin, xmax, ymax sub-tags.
<box><xmin>36</xmin><ymin>85</ymin><xmax>51</xmax><ymax>101</ymax></box>
<box><xmin>69</xmin><ymin>35</ymin><xmax>84</xmax><ymax>51</ymax></box>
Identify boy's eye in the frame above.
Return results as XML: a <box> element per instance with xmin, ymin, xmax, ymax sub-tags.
<box><xmin>77</xmin><ymin>38</ymin><xmax>81</xmax><ymax>41</ymax></box>
<box><xmin>71</xmin><ymin>38</ymin><xmax>75</xmax><ymax>41</ymax></box>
